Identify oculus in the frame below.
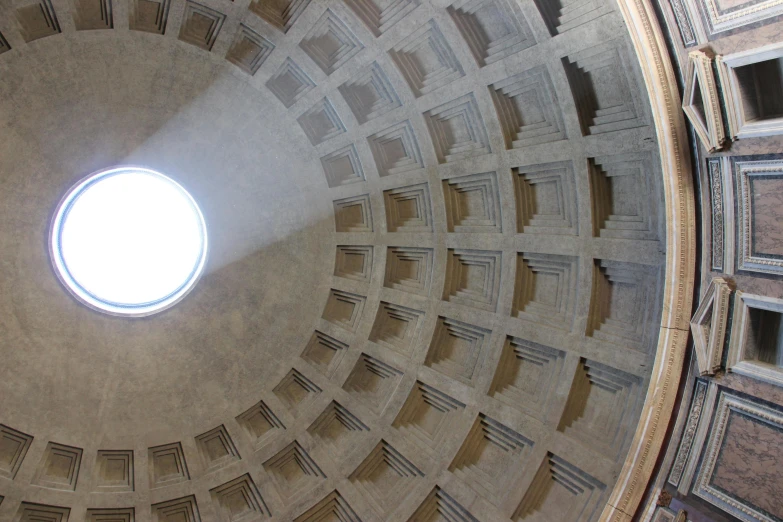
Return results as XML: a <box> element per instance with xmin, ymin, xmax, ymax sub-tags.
<box><xmin>50</xmin><ymin>166</ymin><xmax>207</xmax><ymax>316</ymax></box>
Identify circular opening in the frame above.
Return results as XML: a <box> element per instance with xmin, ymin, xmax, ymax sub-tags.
<box><xmin>50</xmin><ymin>166</ymin><xmax>208</xmax><ymax>316</ymax></box>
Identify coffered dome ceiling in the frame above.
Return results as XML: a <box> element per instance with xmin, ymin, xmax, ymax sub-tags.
<box><xmin>0</xmin><ymin>0</ymin><xmax>694</xmax><ymax>521</ymax></box>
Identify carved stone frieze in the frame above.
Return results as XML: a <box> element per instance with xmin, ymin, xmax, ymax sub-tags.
<box><xmin>707</xmin><ymin>158</ymin><xmax>724</xmax><ymax>271</ymax></box>
<box><xmin>668</xmin><ymin>0</ymin><xmax>697</xmax><ymax>46</ymax></box>
<box><xmin>668</xmin><ymin>380</ymin><xmax>708</xmax><ymax>487</ymax></box>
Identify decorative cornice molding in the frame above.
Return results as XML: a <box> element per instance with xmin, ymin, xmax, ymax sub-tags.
<box><xmin>668</xmin><ymin>0</ymin><xmax>697</xmax><ymax>46</ymax></box>
<box><xmin>601</xmin><ymin>0</ymin><xmax>696</xmax><ymax>519</ymax></box>
<box><xmin>707</xmin><ymin>158</ymin><xmax>724</xmax><ymax>271</ymax></box>
<box><xmin>667</xmin><ymin>379</ymin><xmax>707</xmax><ymax>487</ymax></box>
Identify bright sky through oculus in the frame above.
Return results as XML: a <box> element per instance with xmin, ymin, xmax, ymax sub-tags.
<box><xmin>50</xmin><ymin>167</ymin><xmax>207</xmax><ymax>316</ymax></box>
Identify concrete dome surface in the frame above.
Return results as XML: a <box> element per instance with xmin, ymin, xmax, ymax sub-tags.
<box><xmin>0</xmin><ymin>0</ymin><xmax>705</xmax><ymax>521</ymax></box>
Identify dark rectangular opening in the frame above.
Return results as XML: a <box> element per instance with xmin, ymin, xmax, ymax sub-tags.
<box><xmin>734</xmin><ymin>57</ymin><xmax>783</xmax><ymax>122</ymax></box>
<box><xmin>748</xmin><ymin>307</ymin><xmax>783</xmax><ymax>367</ymax></box>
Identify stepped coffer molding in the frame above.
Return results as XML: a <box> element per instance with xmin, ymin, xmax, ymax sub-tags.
<box><xmin>148</xmin><ymin>442</ymin><xmax>189</xmax><ymax>488</ymax></box>
<box><xmin>343</xmin><ymin>353</ymin><xmax>404</xmax><ymax>414</ymax></box>
<box><xmin>301</xmin><ymin>330</ymin><xmax>349</xmax><ymax>378</ymax></box>
<box><xmin>349</xmin><ymin>440</ymin><xmax>424</xmax><ymax>516</ymax></box>
<box><xmin>588</xmin><ymin>152</ymin><xmax>659</xmax><ymax>241</ymax></box>
<box><xmin>294</xmin><ymin>490</ymin><xmax>361</xmax><ymax>522</ymax></box>
<box><xmin>299</xmin><ymin>9</ymin><xmax>363</xmax><ymax>76</ymax></box>
<box><xmin>273</xmin><ymin>368</ymin><xmax>322</xmax><ymax>415</ymax></box>
<box><xmin>236</xmin><ymin>400</ymin><xmax>285</xmax><ymax>446</ymax></box>
<box><xmin>338</xmin><ymin>62</ymin><xmax>401</xmax><ymax>124</ymax></box>
<box><xmin>0</xmin><ymin>424</ymin><xmax>33</xmax><ymax>480</ymax></box>
<box><xmin>532</xmin><ymin>0</ymin><xmax>612</xmax><ymax>36</ymax></box>
<box><xmin>369</xmin><ymin>301</ymin><xmax>425</xmax><ymax>357</ymax></box>
<box><xmin>513</xmin><ymin>161</ymin><xmax>578</xmax><ymax>235</ymax></box>
<box><xmin>209</xmin><ymin>474</ymin><xmax>270</xmax><ymax>521</ymax></box>
<box><xmin>32</xmin><ymin>442</ymin><xmax>83</xmax><ymax>491</ymax></box>
<box><xmin>94</xmin><ymin>450</ymin><xmax>134</xmax><ymax>492</ymax></box>
<box><xmin>226</xmin><ymin>25</ymin><xmax>275</xmax><ymax>75</ymax></box>
<box><xmin>307</xmin><ymin>401</ymin><xmax>369</xmax><ymax>453</ymax></box>
<box><xmin>343</xmin><ymin>0</ymin><xmax>419</xmax><ymax>36</ymax></box>
<box><xmin>513</xmin><ymin>453</ymin><xmax>606</xmax><ymax>521</ymax></box>
<box><xmin>367</xmin><ymin>120</ymin><xmax>424</xmax><ymax>177</ymax></box>
<box><xmin>249</xmin><ymin>0</ymin><xmax>311</xmax><ymax>33</ymax></box>
<box><xmin>263</xmin><ymin>441</ymin><xmax>326</xmax><ymax>504</ymax></box>
<box><xmin>152</xmin><ymin>495</ymin><xmax>200</xmax><ymax>522</ymax></box>
<box><xmin>389</xmin><ymin>20</ymin><xmax>464</xmax><ymax>98</ymax></box>
<box><xmin>490</xmin><ymin>65</ymin><xmax>567</xmax><ymax>149</ymax></box>
<box><xmin>384</xmin><ymin>246</ymin><xmax>433</xmax><ymax>296</ymax></box>
<box><xmin>129</xmin><ymin>0</ymin><xmax>170</xmax><ymax>34</ymax></box>
<box><xmin>393</xmin><ymin>381</ymin><xmax>465</xmax><ymax>450</ymax></box>
<box><xmin>410</xmin><ymin>486</ymin><xmax>479</xmax><ymax>522</ymax></box>
<box><xmin>448</xmin><ymin>0</ymin><xmax>535</xmax><ymax>67</ymax></box>
<box><xmin>178</xmin><ymin>1</ymin><xmax>225</xmax><ymax>51</ymax></box>
<box><xmin>334</xmin><ymin>245</ymin><xmax>373</xmax><ymax>282</ymax></box>
<box><xmin>14</xmin><ymin>503</ymin><xmax>71</xmax><ymax>522</ymax></box>
<box><xmin>14</xmin><ymin>0</ymin><xmax>61</xmax><ymax>41</ymax></box>
<box><xmin>321</xmin><ymin>145</ymin><xmax>365</xmax><ymax>188</ymax></box>
<box><xmin>562</xmin><ymin>39</ymin><xmax>646</xmax><ymax>135</ymax></box>
<box><xmin>266</xmin><ymin>58</ymin><xmax>315</xmax><ymax>108</ymax></box>
<box><xmin>73</xmin><ymin>0</ymin><xmax>114</xmax><ymax>30</ymax></box>
<box><xmin>194</xmin><ymin>424</ymin><xmax>241</xmax><ymax>472</ymax></box>
<box><xmin>449</xmin><ymin>413</ymin><xmax>533</xmax><ymax>504</ymax></box>
<box><xmin>442</xmin><ymin>172</ymin><xmax>502</xmax><ymax>233</ymax></box>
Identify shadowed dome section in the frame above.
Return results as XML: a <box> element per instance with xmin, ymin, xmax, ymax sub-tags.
<box><xmin>50</xmin><ymin>166</ymin><xmax>208</xmax><ymax>316</ymax></box>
